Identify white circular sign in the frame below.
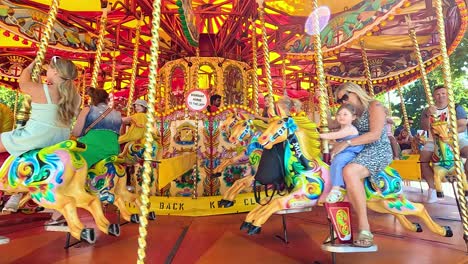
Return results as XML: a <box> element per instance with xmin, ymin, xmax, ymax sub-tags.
<box><xmin>186</xmin><ymin>89</ymin><xmax>208</xmax><ymax>111</ymax></box>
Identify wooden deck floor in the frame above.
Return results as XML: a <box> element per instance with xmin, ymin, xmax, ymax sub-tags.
<box><xmin>1</xmin><ymin>187</ymin><xmax>467</xmax><ymax>264</ymax></box>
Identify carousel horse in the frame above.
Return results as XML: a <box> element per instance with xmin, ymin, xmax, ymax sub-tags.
<box><xmin>0</xmin><ymin>140</ymin><xmax>120</xmax><ymax>243</ymax></box>
<box><xmin>86</xmin><ymin>155</ymin><xmax>146</xmax><ymax>223</ymax></box>
<box><xmin>430</xmin><ymin>121</ymin><xmax>468</xmax><ymax>197</ymax></box>
<box><xmin>119</xmin><ymin>135</ymin><xmax>161</xmax><ymax>199</ymax></box>
<box><xmin>217</xmin><ymin>118</ymin><xmax>266</xmax><ymax>207</ymax></box>
<box><xmin>241</xmin><ymin>116</ymin><xmax>452</xmax><ymax>238</ymax></box>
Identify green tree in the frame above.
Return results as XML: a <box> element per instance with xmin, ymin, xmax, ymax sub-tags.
<box><xmin>0</xmin><ymin>86</ymin><xmax>24</xmax><ymax>109</ymax></box>
<box><xmin>391</xmin><ymin>31</ymin><xmax>468</xmax><ymax>129</ymax></box>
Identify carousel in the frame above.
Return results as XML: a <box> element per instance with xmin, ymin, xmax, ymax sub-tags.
<box><xmin>0</xmin><ymin>0</ymin><xmax>467</xmax><ymax>263</ymax></box>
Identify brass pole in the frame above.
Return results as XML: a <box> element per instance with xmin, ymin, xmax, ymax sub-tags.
<box><xmin>137</xmin><ymin>0</ymin><xmax>161</xmax><ymax>263</ymax></box>
<box><xmin>251</xmin><ymin>18</ymin><xmax>259</xmax><ymax>114</ymax></box>
<box><xmin>360</xmin><ymin>39</ymin><xmax>374</xmax><ymax>97</ymax></box>
<box><xmin>312</xmin><ymin>0</ymin><xmax>329</xmax><ymax>154</ymax></box>
<box><xmin>126</xmin><ymin>14</ymin><xmax>143</xmax><ymax>116</ymax></box>
<box><xmin>91</xmin><ymin>6</ymin><xmax>108</xmax><ymax>89</ymax></box>
<box><xmin>257</xmin><ymin>0</ymin><xmax>274</xmax><ymax>113</ymax></box>
<box><xmin>434</xmin><ymin>0</ymin><xmax>468</xmax><ymax>249</ymax></box>
<box><xmin>409</xmin><ymin>26</ymin><xmax>434</xmax><ymax>105</ymax></box>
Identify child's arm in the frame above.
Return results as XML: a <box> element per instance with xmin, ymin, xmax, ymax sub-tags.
<box><xmin>122</xmin><ymin>116</ymin><xmax>132</xmax><ymax>125</ymax></box>
<box><xmin>320</xmin><ymin>126</ymin><xmax>356</xmax><ymax>140</ymax></box>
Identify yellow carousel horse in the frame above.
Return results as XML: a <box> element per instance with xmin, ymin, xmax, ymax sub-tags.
<box><xmin>216</xmin><ymin>117</ymin><xmax>267</xmax><ymax>207</ymax></box>
<box><xmin>0</xmin><ymin>140</ymin><xmax>120</xmax><ymax>243</ymax></box>
<box><xmin>430</xmin><ymin>121</ymin><xmax>468</xmax><ymax>197</ymax></box>
<box><xmin>241</xmin><ymin>116</ymin><xmax>452</xmax><ymax>238</ymax></box>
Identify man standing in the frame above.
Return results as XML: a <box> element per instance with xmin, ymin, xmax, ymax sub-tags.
<box><xmin>420</xmin><ymin>85</ymin><xmax>467</xmax><ymax>203</ymax></box>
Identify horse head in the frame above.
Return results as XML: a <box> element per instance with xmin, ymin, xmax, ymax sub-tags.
<box><xmin>431</xmin><ymin>121</ymin><xmax>451</xmax><ymax>142</ymax></box>
<box><xmin>257</xmin><ymin>117</ymin><xmax>294</xmax><ymax>149</ymax></box>
<box><xmin>229</xmin><ymin>119</ymin><xmax>255</xmax><ymax>145</ymax></box>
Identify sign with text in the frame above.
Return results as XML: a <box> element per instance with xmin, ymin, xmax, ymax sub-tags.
<box><xmin>186</xmin><ymin>89</ymin><xmax>208</xmax><ymax>111</ymax></box>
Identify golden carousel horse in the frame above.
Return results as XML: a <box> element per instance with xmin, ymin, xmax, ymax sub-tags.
<box><xmin>430</xmin><ymin>121</ymin><xmax>468</xmax><ymax>197</ymax></box>
<box><xmin>216</xmin><ymin>117</ymin><xmax>267</xmax><ymax>207</ymax></box>
<box><xmin>0</xmin><ymin>141</ymin><xmax>120</xmax><ymax>243</ymax></box>
<box><xmin>240</xmin><ymin>116</ymin><xmax>452</xmax><ymax>238</ymax></box>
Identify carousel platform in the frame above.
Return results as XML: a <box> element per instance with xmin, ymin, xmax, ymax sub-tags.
<box><xmin>0</xmin><ymin>186</ymin><xmax>467</xmax><ymax>264</ymax></box>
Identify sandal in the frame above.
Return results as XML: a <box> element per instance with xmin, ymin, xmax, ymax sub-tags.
<box><xmin>326</xmin><ymin>187</ymin><xmax>346</xmax><ymax>203</ymax></box>
<box><xmin>353</xmin><ymin>230</ymin><xmax>374</xmax><ymax>248</ymax></box>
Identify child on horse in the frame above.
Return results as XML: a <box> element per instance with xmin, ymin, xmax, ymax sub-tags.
<box><xmin>320</xmin><ymin>104</ymin><xmax>364</xmax><ymax>203</ymax></box>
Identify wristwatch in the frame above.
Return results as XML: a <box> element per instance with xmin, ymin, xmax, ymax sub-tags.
<box><xmin>346</xmin><ymin>139</ymin><xmax>352</xmax><ymax>146</ymax></box>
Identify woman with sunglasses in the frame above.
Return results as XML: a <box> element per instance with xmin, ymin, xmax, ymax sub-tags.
<box><xmin>0</xmin><ymin>56</ymin><xmax>80</xmax><ymax>156</ymax></box>
<box><xmin>330</xmin><ymin>82</ymin><xmax>392</xmax><ymax>248</ymax></box>
<box><xmin>0</xmin><ymin>57</ymin><xmax>80</xmax><ymax>213</ymax></box>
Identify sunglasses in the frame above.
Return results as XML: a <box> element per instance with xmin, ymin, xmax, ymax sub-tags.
<box><xmin>336</xmin><ymin>93</ymin><xmax>349</xmax><ymax>104</ymax></box>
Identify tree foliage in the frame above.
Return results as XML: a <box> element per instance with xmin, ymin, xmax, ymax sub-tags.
<box><xmin>0</xmin><ymin>87</ymin><xmax>24</xmax><ymax>109</ymax></box>
<box><xmin>390</xmin><ymin>31</ymin><xmax>468</xmax><ymax>129</ymax></box>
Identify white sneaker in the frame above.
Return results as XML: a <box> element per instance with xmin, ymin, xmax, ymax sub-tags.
<box><xmin>2</xmin><ymin>193</ymin><xmax>22</xmax><ymax>213</ymax></box>
<box><xmin>426</xmin><ymin>189</ymin><xmax>438</xmax><ymax>204</ymax></box>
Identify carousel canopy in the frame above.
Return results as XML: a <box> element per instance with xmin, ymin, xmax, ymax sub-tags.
<box><xmin>0</xmin><ymin>0</ymin><xmax>466</xmax><ymax>99</ymax></box>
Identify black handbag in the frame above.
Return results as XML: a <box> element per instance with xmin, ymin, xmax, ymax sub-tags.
<box><xmin>253</xmin><ymin>142</ymin><xmax>287</xmax><ymax>205</ymax></box>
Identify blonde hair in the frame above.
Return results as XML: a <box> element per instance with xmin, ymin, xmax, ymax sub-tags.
<box><xmin>51</xmin><ymin>58</ymin><xmax>80</xmax><ymax>125</ymax></box>
<box><xmin>334</xmin><ymin>82</ymin><xmax>373</xmax><ymax>109</ymax></box>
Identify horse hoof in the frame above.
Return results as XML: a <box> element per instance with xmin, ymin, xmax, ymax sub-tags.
<box><xmin>80</xmin><ymin>228</ymin><xmax>96</xmax><ymax>244</ymax></box>
<box><xmin>131</xmin><ymin>214</ymin><xmax>140</xmax><ymax>224</ymax></box>
<box><xmin>223</xmin><ymin>200</ymin><xmax>234</xmax><ymax>208</ymax></box>
<box><xmin>218</xmin><ymin>199</ymin><xmax>234</xmax><ymax>208</ymax></box>
<box><xmin>444</xmin><ymin>226</ymin><xmax>453</xmax><ymax>237</ymax></box>
<box><xmin>436</xmin><ymin>191</ymin><xmax>444</xmax><ymax>198</ymax></box>
<box><xmin>414</xmin><ymin>223</ymin><xmax>422</xmax><ymax>232</ymax></box>
<box><xmin>108</xmin><ymin>224</ymin><xmax>121</xmax><ymax>237</ymax></box>
<box><xmin>211</xmin><ymin>172</ymin><xmax>222</xmax><ymax>178</ymax></box>
<box><xmin>240</xmin><ymin>221</ymin><xmax>252</xmax><ymax>231</ymax></box>
<box><xmin>248</xmin><ymin>225</ymin><xmax>261</xmax><ymax>235</ymax></box>
<box><xmin>217</xmin><ymin>200</ymin><xmax>226</xmax><ymax>208</ymax></box>
<box><xmin>148</xmin><ymin>211</ymin><xmax>157</xmax><ymax>220</ymax></box>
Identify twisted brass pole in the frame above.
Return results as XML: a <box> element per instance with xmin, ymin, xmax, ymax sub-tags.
<box><xmin>12</xmin><ymin>89</ymin><xmax>19</xmax><ymax>129</ymax></box>
<box><xmin>434</xmin><ymin>0</ymin><xmax>468</xmax><ymax>249</ymax></box>
<box><xmin>137</xmin><ymin>0</ymin><xmax>161</xmax><ymax>263</ymax></box>
<box><xmin>360</xmin><ymin>39</ymin><xmax>374</xmax><ymax>97</ymax></box>
<box><xmin>91</xmin><ymin>6</ymin><xmax>108</xmax><ymax>89</ymax></box>
<box><xmin>80</xmin><ymin>69</ymin><xmax>86</xmax><ymax>108</ymax></box>
<box><xmin>409</xmin><ymin>27</ymin><xmax>434</xmax><ymax>106</ymax></box>
<box><xmin>396</xmin><ymin>77</ymin><xmax>410</xmax><ymax>133</ymax></box>
<box><xmin>312</xmin><ymin>0</ymin><xmax>329</xmax><ymax>154</ymax></box>
<box><xmin>126</xmin><ymin>14</ymin><xmax>143</xmax><ymax>116</ymax></box>
<box><xmin>251</xmin><ymin>18</ymin><xmax>259</xmax><ymax>114</ymax></box>
<box><xmin>257</xmin><ymin>1</ymin><xmax>274</xmax><ymax>113</ymax></box>
<box><xmin>282</xmin><ymin>58</ymin><xmax>286</xmax><ymax>93</ymax></box>
<box><xmin>192</xmin><ymin>48</ymin><xmax>200</xmax><ymax>198</ymax></box>
<box><xmin>18</xmin><ymin>0</ymin><xmax>60</xmax><ymax>128</ymax></box>
<box><xmin>109</xmin><ymin>51</ymin><xmax>117</xmax><ymax>107</ymax></box>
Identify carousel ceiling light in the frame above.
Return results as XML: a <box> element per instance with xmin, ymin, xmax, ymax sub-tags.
<box><xmin>304</xmin><ymin>6</ymin><xmax>330</xmax><ymax>36</ymax></box>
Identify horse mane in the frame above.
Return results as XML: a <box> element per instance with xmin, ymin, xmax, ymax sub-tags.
<box><xmin>252</xmin><ymin>120</ymin><xmax>268</xmax><ymax>132</ymax></box>
<box><xmin>291</xmin><ymin>116</ymin><xmax>321</xmax><ymax>160</ymax></box>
